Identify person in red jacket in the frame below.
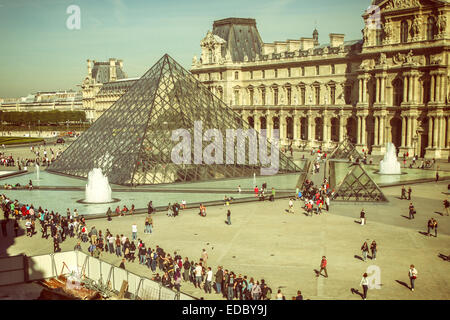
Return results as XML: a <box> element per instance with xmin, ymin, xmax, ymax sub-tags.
<box><xmin>254</xmin><ymin>186</ymin><xmax>259</xmax><ymax>197</ymax></box>
<box><xmin>317</xmin><ymin>256</ymin><xmax>328</xmax><ymax>278</ymax></box>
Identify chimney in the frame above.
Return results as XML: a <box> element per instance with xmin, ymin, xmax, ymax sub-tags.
<box><xmin>109</xmin><ymin>58</ymin><xmax>117</xmax><ymax>82</ymax></box>
<box><xmin>118</xmin><ymin>59</ymin><xmax>123</xmax><ymax>69</ymax></box>
<box><xmin>329</xmin><ymin>33</ymin><xmax>345</xmax><ymax>47</ymax></box>
<box><xmin>300</xmin><ymin>38</ymin><xmax>315</xmax><ymax>50</ymax></box>
<box><xmin>87</xmin><ymin>59</ymin><xmax>92</xmax><ymax>77</ymax></box>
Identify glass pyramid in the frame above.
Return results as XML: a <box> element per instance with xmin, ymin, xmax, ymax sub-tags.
<box><xmin>332</xmin><ymin>164</ymin><xmax>386</xmax><ymax>202</ymax></box>
<box><xmin>49</xmin><ymin>54</ymin><xmax>301</xmax><ymax>186</ymax></box>
<box><xmin>328</xmin><ymin>138</ymin><xmax>362</xmax><ymax>161</ymax></box>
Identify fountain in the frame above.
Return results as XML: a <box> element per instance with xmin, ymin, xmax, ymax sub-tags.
<box><xmin>84</xmin><ymin>168</ymin><xmax>113</xmax><ymax>203</ymax></box>
<box><xmin>379</xmin><ymin>143</ymin><xmax>401</xmax><ymax>175</ymax></box>
<box><xmin>35</xmin><ymin>164</ymin><xmax>40</xmax><ymax>181</ymax></box>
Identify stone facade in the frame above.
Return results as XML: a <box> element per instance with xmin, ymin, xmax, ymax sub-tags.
<box><xmin>190</xmin><ymin>0</ymin><xmax>450</xmax><ymax>159</ymax></box>
<box><xmin>81</xmin><ymin>58</ymin><xmax>133</xmax><ymax>122</ymax></box>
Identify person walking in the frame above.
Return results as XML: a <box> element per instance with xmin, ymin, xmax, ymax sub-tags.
<box><xmin>370</xmin><ymin>240</ymin><xmax>377</xmax><ymax>260</ymax></box>
<box><xmin>361</xmin><ymin>241</ymin><xmax>369</xmax><ymax>262</ymax></box>
<box><xmin>205</xmin><ymin>267</ymin><xmax>213</xmax><ymax>294</ymax></box>
<box><xmin>215</xmin><ymin>266</ymin><xmax>223</xmax><ymax>294</ymax></box>
<box><xmin>408</xmin><ymin>203</ymin><xmax>415</xmax><ymax>219</ymax></box>
<box><xmin>183</xmin><ymin>258</ymin><xmax>191</xmax><ymax>282</ymax></box>
<box><xmin>443</xmin><ymin>199</ymin><xmax>449</xmax><ymax>216</ymax></box>
<box><xmin>407</xmin><ymin>186</ymin><xmax>412</xmax><ymax>200</ymax></box>
<box><xmin>325</xmin><ymin>195</ymin><xmax>330</xmax><ymax>212</ymax></box>
<box><xmin>427</xmin><ymin>218</ymin><xmax>434</xmax><ymax>237</ymax></box>
<box><xmin>288</xmin><ymin>199</ymin><xmax>294</xmax><ymax>214</ymax></box>
<box><xmin>360</xmin><ymin>208</ymin><xmax>366</xmax><ymax>225</ymax></box>
<box><xmin>433</xmin><ymin>218</ymin><xmax>438</xmax><ymax>238</ymax></box>
<box><xmin>131</xmin><ymin>223</ymin><xmax>137</xmax><ymax>240</ymax></box>
<box><xmin>360</xmin><ymin>273</ymin><xmax>369</xmax><ymax>300</ymax></box>
<box><xmin>226</xmin><ymin>210</ymin><xmax>231</xmax><ymax>225</ymax></box>
<box><xmin>401</xmin><ymin>186</ymin><xmax>406</xmax><ymax>200</ymax></box>
<box><xmin>317</xmin><ymin>256</ymin><xmax>328</xmax><ymax>278</ymax></box>
<box><xmin>409</xmin><ymin>264</ymin><xmax>418</xmax><ymax>292</ymax></box>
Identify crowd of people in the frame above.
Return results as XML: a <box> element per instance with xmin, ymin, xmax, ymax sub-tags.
<box><xmin>0</xmin><ymin>192</ymin><xmax>297</xmax><ymax>300</ymax></box>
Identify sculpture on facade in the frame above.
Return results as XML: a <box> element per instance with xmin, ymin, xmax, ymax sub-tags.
<box><xmin>411</xmin><ymin>16</ymin><xmax>422</xmax><ymax>40</ymax></box>
<box><xmin>385</xmin><ymin>0</ymin><xmax>420</xmax><ymax>10</ymax></box>
<box><xmin>437</xmin><ymin>13</ymin><xmax>447</xmax><ymax>37</ymax></box>
<box><xmin>378</xmin><ymin>52</ymin><xmax>388</xmax><ymax>66</ymax></box>
<box><xmin>383</xmin><ymin>21</ymin><xmax>393</xmax><ymax>44</ymax></box>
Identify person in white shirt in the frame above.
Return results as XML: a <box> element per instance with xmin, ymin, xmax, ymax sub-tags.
<box><xmin>288</xmin><ymin>199</ymin><xmax>294</xmax><ymax>213</ymax></box>
<box><xmin>205</xmin><ymin>267</ymin><xmax>213</xmax><ymax>293</ymax></box>
<box><xmin>409</xmin><ymin>265</ymin><xmax>418</xmax><ymax>292</ymax></box>
<box><xmin>360</xmin><ymin>272</ymin><xmax>369</xmax><ymax>300</ymax></box>
<box><xmin>194</xmin><ymin>263</ymin><xmax>203</xmax><ymax>289</ymax></box>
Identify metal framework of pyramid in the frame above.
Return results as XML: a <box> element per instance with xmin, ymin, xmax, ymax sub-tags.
<box><xmin>328</xmin><ymin>138</ymin><xmax>362</xmax><ymax>161</ymax></box>
<box><xmin>332</xmin><ymin>163</ymin><xmax>387</xmax><ymax>202</ymax></box>
<box><xmin>49</xmin><ymin>54</ymin><xmax>301</xmax><ymax>186</ymax></box>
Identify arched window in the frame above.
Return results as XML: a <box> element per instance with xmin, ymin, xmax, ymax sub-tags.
<box><xmin>401</xmin><ymin>20</ymin><xmax>409</xmax><ymax>43</ymax></box>
<box><xmin>427</xmin><ymin>17</ymin><xmax>436</xmax><ymax>40</ymax></box>
<box><xmin>208</xmin><ymin>49</ymin><xmax>213</xmax><ymax>63</ymax></box>
<box><xmin>234</xmin><ymin>71</ymin><xmax>239</xmax><ymax>80</ymax></box>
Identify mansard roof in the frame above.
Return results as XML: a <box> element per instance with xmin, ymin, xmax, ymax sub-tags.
<box><xmin>212</xmin><ymin>17</ymin><xmax>264</xmax><ymax>63</ymax></box>
<box><xmin>91</xmin><ymin>62</ymin><xmax>127</xmax><ymax>84</ymax></box>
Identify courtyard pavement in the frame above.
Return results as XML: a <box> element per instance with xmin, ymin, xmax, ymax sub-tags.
<box><xmin>2</xmin><ymin>179</ymin><xmax>449</xmax><ymax>300</ymax></box>
<box><xmin>0</xmin><ymin>142</ymin><xmax>449</xmax><ymax>300</ymax></box>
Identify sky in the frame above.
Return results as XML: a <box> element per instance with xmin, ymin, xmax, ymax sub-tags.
<box><xmin>0</xmin><ymin>0</ymin><xmax>368</xmax><ymax>98</ymax></box>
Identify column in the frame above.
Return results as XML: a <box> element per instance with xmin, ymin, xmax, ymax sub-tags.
<box><xmin>267</xmin><ymin>117</ymin><xmax>273</xmax><ymax>140</ymax></box>
<box><xmin>408</xmin><ymin>76</ymin><xmax>413</xmax><ymax>103</ymax></box>
<box><xmin>255</xmin><ymin>117</ymin><xmax>261</xmax><ymax>133</ymax></box>
<box><xmin>381</xmin><ymin>77</ymin><xmax>386</xmax><ymax>103</ymax></box>
<box><xmin>380</xmin><ymin>116</ymin><xmax>385</xmax><ymax>145</ymax></box>
<box><xmin>359</xmin><ymin>79</ymin><xmax>363</xmax><ymax>103</ymax></box>
<box><xmin>293</xmin><ymin>117</ymin><xmax>299</xmax><ymax>141</ymax></box>
<box><xmin>374</xmin><ymin>77</ymin><xmax>378</xmax><ymax>103</ymax></box>
<box><xmin>374</xmin><ymin>116</ymin><xmax>379</xmax><ymax>145</ymax></box>
<box><xmin>433</xmin><ymin>116</ymin><xmax>438</xmax><ymax>147</ymax></box>
<box><xmin>278</xmin><ymin>117</ymin><xmax>285</xmax><ymax>141</ymax></box>
<box><xmin>403</xmin><ymin>76</ymin><xmax>408</xmax><ymax>103</ymax></box>
<box><xmin>357</xmin><ymin>116</ymin><xmax>362</xmax><ymax>144</ymax></box>
<box><xmin>446</xmin><ymin>116</ymin><xmax>450</xmax><ymax>148</ymax></box>
<box><xmin>401</xmin><ymin>117</ymin><xmax>407</xmax><ymax>147</ymax></box>
<box><xmin>361</xmin><ymin>116</ymin><xmax>366</xmax><ymax>145</ymax></box>
<box><xmin>436</xmin><ymin>75</ymin><xmax>441</xmax><ymax>103</ymax></box>
<box><xmin>321</xmin><ymin>117</ymin><xmax>326</xmax><ymax>142</ymax></box>
<box><xmin>339</xmin><ymin>117</ymin><xmax>344</xmax><ymax>142</ymax></box>
<box><xmin>439</xmin><ymin>116</ymin><xmax>445</xmax><ymax>148</ymax></box>
<box><xmin>407</xmin><ymin>116</ymin><xmax>412</xmax><ymax>147</ymax></box>
<box><xmin>428</xmin><ymin>117</ymin><xmax>433</xmax><ymax>148</ymax></box>
<box><xmin>430</xmin><ymin>75</ymin><xmax>435</xmax><ymax>103</ymax></box>
<box><xmin>307</xmin><ymin>116</ymin><xmax>312</xmax><ymax>142</ymax></box>
<box><xmin>363</xmin><ymin>78</ymin><xmax>367</xmax><ymax>103</ymax></box>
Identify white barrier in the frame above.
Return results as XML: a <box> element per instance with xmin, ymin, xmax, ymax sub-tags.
<box><xmin>28</xmin><ymin>254</ymin><xmax>54</xmax><ymax>281</ymax></box>
<box><xmin>53</xmin><ymin>251</ymin><xmax>78</xmax><ymax>275</ymax></box>
<box><xmin>18</xmin><ymin>251</ymin><xmax>196</xmax><ymax>300</ymax></box>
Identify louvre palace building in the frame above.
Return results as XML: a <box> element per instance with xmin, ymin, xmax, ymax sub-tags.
<box><xmin>82</xmin><ymin>0</ymin><xmax>449</xmax><ymax>159</ymax></box>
